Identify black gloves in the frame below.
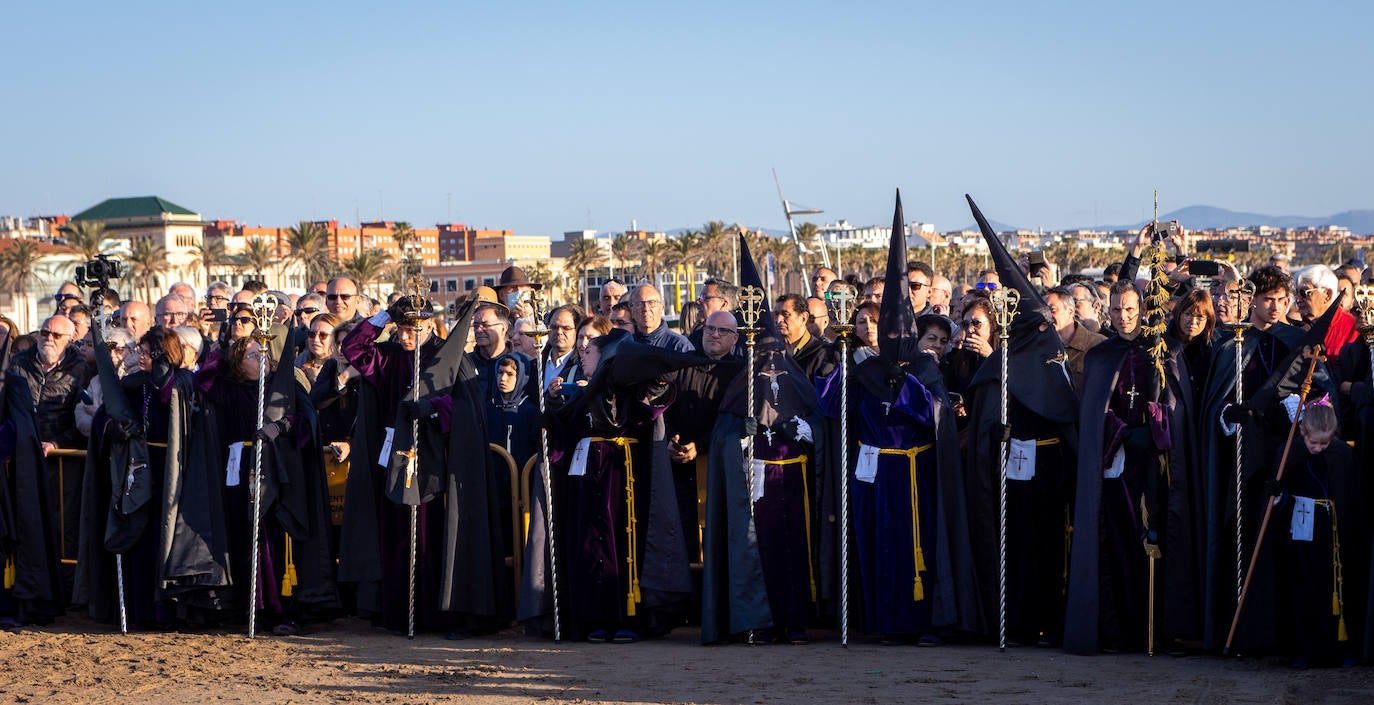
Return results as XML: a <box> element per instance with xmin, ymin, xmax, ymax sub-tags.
<box><xmin>255</xmin><ymin>418</ymin><xmax>292</xmax><ymax>443</ymax></box>
<box><xmin>400</xmin><ymin>397</ymin><xmax>436</xmax><ymax>419</ymax></box>
<box><xmin>107</xmin><ymin>419</ymin><xmax>144</xmax><ymax>442</ymax></box>
<box><xmin>1122</xmin><ymin>427</ymin><xmax>1152</xmax><ymax>453</ymax></box>
<box><xmin>741</xmin><ymin>417</ymin><xmax>758</xmax><ymax>438</ymax></box>
<box><xmin>1221</xmin><ymin>403</ymin><xmax>1253</xmax><ymax>426</ymax></box>
<box><xmin>643</xmin><ymin>379</ymin><xmax>670</xmax><ymax>402</ymax></box>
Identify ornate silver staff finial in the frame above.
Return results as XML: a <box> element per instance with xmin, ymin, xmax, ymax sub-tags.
<box><xmin>249</xmin><ymin>293</ymin><xmax>280</xmax><ymax>344</ymax></box>
<box><xmin>827</xmin><ymin>284</ymin><xmax>858</xmax><ymax>337</ymax></box>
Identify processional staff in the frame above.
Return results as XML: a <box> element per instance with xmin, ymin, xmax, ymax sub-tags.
<box><xmin>988</xmin><ymin>285</ymin><xmax>1019</xmax><ymax>653</ymax></box>
<box><xmin>737</xmin><ymin>284</ymin><xmax>765</xmax><ymax>645</ymax></box>
<box><xmin>1223</xmin><ymin>281</ymin><xmax>1255</xmax><ymax>606</ymax></box>
<box><xmin>825</xmin><ymin>284</ymin><xmax>857</xmax><ymax>648</ymax></box>
<box><xmin>526</xmin><ymin>288</ymin><xmax>564</xmax><ymax>643</ymax></box>
<box><xmin>395</xmin><ymin>276</ymin><xmax>433</xmax><ymax>640</ymax></box>
<box><xmin>247</xmin><ymin>293</ymin><xmax>279</xmax><ymax>639</ymax></box>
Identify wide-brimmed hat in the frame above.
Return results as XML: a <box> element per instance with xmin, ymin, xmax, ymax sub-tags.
<box><xmin>498</xmin><ymin>266</ymin><xmax>542</xmax><ymax>290</ymax></box>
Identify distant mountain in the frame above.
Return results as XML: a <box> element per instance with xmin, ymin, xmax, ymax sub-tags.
<box><xmin>1109</xmin><ymin>206</ymin><xmax>1374</xmax><ymax>234</ymax></box>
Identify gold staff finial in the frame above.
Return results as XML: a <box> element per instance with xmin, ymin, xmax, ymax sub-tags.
<box><xmin>827</xmin><ymin>284</ymin><xmax>858</xmax><ymax>336</ymax></box>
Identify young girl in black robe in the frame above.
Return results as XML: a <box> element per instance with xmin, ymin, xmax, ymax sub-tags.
<box><xmin>1278</xmin><ymin>399</ymin><xmax>1360</xmax><ymax>667</ymax></box>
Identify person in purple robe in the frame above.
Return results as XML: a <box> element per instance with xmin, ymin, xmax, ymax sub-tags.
<box><xmin>336</xmin><ymin>298</ymin><xmax>445</xmax><ymax>632</ymax></box>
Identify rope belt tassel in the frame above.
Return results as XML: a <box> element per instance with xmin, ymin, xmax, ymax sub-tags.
<box><xmin>1314</xmin><ymin>499</ymin><xmax>1348</xmax><ymax>642</ymax></box>
<box><xmin>879</xmin><ymin>443</ymin><xmax>935</xmax><ymax>602</ymax></box>
<box><xmin>3</xmin><ymin>555</ymin><xmax>14</xmax><ymax>590</ymax></box>
<box><xmin>280</xmin><ymin>534</ymin><xmax>298</xmax><ymax>598</ymax></box>
<box><xmin>592</xmin><ymin>436</ymin><xmax>641</xmax><ymax>616</ymax></box>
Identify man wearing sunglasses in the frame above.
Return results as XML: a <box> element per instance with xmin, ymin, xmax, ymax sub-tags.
<box><xmin>294</xmin><ymin>292</ymin><xmax>327</xmax><ymax>328</ymax></box>
<box><xmin>7</xmin><ymin>315</ymin><xmax>90</xmax><ymax>616</ymax></box>
<box><xmin>326</xmin><ymin>276</ymin><xmax>362</xmax><ymax>320</ymax></box>
<box><xmin>906</xmin><ymin>261</ymin><xmax>934</xmax><ymax>317</ymax></box>
<box><xmin>1293</xmin><ymin>264</ymin><xmax>1358</xmax><ymax>363</ymax></box>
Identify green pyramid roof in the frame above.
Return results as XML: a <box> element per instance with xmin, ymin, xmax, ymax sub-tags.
<box><xmin>72</xmin><ymin>196</ymin><xmax>198</xmax><ymax>222</ymax></box>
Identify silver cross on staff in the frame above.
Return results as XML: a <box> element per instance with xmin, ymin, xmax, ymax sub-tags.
<box><xmin>249</xmin><ymin>294</ymin><xmax>280</xmax><ymax>345</ymax></box>
<box><xmin>827</xmin><ymin>285</ymin><xmax>858</xmax><ymax>337</ymax></box>
<box><xmin>738</xmin><ymin>285</ymin><xmax>765</xmax><ymax>339</ymax></box>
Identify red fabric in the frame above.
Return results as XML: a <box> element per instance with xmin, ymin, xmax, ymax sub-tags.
<box><xmin>1324</xmin><ymin>307</ymin><xmax>1359</xmax><ymax>362</ymax></box>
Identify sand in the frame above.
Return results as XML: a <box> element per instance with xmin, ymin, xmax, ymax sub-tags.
<box><xmin>2</xmin><ymin>618</ymin><xmax>1372</xmax><ymax>704</ymax></box>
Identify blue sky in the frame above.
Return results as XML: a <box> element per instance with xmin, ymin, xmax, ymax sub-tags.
<box><xmin>4</xmin><ymin>1</ymin><xmax>1371</xmax><ymax>235</ymax></box>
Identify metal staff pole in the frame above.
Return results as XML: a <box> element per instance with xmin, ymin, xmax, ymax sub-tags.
<box><xmin>91</xmin><ymin>291</ymin><xmax>128</xmax><ymax>634</ymax></box>
<box><xmin>247</xmin><ymin>293</ymin><xmax>280</xmax><ymax>639</ymax></box>
<box><xmin>1225</xmin><ymin>344</ymin><xmax>1325</xmax><ymax>654</ymax></box>
<box><xmin>989</xmin><ymin>286</ymin><xmax>1019</xmax><ymax>652</ymax></box>
<box><xmin>400</xmin><ymin>276</ymin><xmax>433</xmax><ymax>640</ymax></box>
<box><xmin>737</xmin><ymin>285</ymin><xmax>765</xmax><ymax>645</ymax></box>
<box><xmin>826</xmin><ymin>286</ymin><xmax>857</xmax><ymax>648</ymax></box>
<box><xmin>1223</xmin><ymin>281</ymin><xmax>1255</xmax><ymax>606</ymax></box>
<box><xmin>527</xmin><ymin>289</ymin><xmax>563</xmax><ymax>642</ymax></box>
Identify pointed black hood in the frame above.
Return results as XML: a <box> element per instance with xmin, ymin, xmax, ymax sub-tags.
<box><xmin>418</xmin><ymin>298</ymin><xmax>479</xmax><ymax>398</ymax></box>
<box><xmin>966</xmin><ymin>194</ymin><xmax>1046</xmax><ymax>312</ymax></box>
<box><xmin>878</xmin><ymin>189</ymin><xmax>913</xmax><ymax>363</ymax></box>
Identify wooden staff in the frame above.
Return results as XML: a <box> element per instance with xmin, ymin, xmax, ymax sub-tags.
<box><xmin>1224</xmin><ymin>344</ymin><xmax>1325</xmax><ymax>654</ymax></box>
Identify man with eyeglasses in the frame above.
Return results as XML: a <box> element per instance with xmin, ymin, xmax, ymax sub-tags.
<box><xmin>539</xmin><ymin>305</ymin><xmax>582</xmax><ymax>391</ymax></box>
<box><xmin>806</xmin><ymin>296</ymin><xmax>833</xmax><ymax>342</ymax></box>
<box><xmin>1293</xmin><ymin>264</ymin><xmax>1358</xmax><ymax>363</ymax></box>
<box><xmin>609</xmin><ymin>301</ymin><xmax>635</xmax><ymax>333</ymax></box>
<box><xmin>689</xmin><ymin>279</ymin><xmax>738</xmax><ymax>351</ymax></box>
<box><xmin>664</xmin><ymin>308</ymin><xmax>742</xmax><ymax>570</ymax></box>
<box><xmin>1045</xmin><ymin>286</ymin><xmax>1104</xmax><ymax>392</ymax></box>
<box><xmin>155</xmin><ymin>293</ymin><xmax>192</xmax><ymax>329</ymax></box>
<box><xmin>7</xmin><ymin>315</ymin><xmax>91</xmax><ymax>613</ymax></box>
<box><xmin>629</xmin><ymin>284</ymin><xmax>693</xmax><ymax>352</ymax></box>
<box><xmin>326</xmin><ymin>276</ymin><xmax>362</xmax><ymax>320</ymax></box>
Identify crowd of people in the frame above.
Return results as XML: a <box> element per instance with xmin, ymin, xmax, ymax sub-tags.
<box><xmin>2</xmin><ymin>208</ymin><xmax>1374</xmax><ymax>670</ymax></box>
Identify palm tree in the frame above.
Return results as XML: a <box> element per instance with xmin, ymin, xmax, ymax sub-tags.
<box><xmin>242</xmin><ymin>238</ymin><xmax>276</xmax><ymax>286</ymax></box>
<box><xmin>699</xmin><ymin>220</ymin><xmax>728</xmax><ymax>276</ymax></box>
<box><xmin>390</xmin><ymin>221</ymin><xmax>421</xmax><ymax>278</ymax></box>
<box><xmin>58</xmin><ymin>221</ymin><xmax>111</xmax><ymax>263</ymax></box>
<box><xmin>639</xmin><ymin>239</ymin><xmax>671</xmax><ymax>284</ymax></box>
<box><xmin>610</xmin><ymin>233</ymin><xmax>635</xmax><ymax>279</ymax></box>
<box><xmin>127</xmin><ymin>238</ymin><xmax>170</xmax><ymax>304</ymax></box>
<box><xmin>0</xmin><ymin>240</ymin><xmax>46</xmax><ymax>331</ymax></box>
<box><xmin>564</xmin><ymin>237</ymin><xmax>605</xmax><ymax>312</ymax></box>
<box><xmin>191</xmin><ymin>236</ymin><xmax>228</xmax><ymax>287</ymax></box>
<box><xmin>286</xmin><ymin>221</ymin><xmax>333</xmax><ymax>286</ymax></box>
<box><xmin>342</xmin><ymin>248</ymin><xmax>392</xmax><ymax>299</ymax></box>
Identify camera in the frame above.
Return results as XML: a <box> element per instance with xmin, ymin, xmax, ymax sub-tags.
<box><xmin>1189</xmin><ymin>260</ymin><xmax>1221</xmax><ymax>277</ymax></box>
<box><xmin>75</xmin><ymin>254</ymin><xmax>124</xmax><ymax>288</ymax></box>
<box><xmin>1151</xmin><ymin>221</ymin><xmax>1180</xmax><ymax>243</ymax></box>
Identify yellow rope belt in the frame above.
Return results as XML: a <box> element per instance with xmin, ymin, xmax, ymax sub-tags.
<box><xmin>759</xmin><ymin>455</ymin><xmax>815</xmax><ymax>601</ymax></box>
<box><xmin>281</xmin><ymin>533</ymin><xmax>298</xmax><ymax>598</ymax></box>
<box><xmin>879</xmin><ymin>443</ymin><xmax>935</xmax><ymax>602</ymax></box>
<box><xmin>3</xmin><ymin>555</ymin><xmax>13</xmax><ymax>590</ymax></box>
<box><xmin>1313</xmin><ymin>499</ymin><xmax>1348</xmax><ymax>642</ymax></box>
<box><xmin>590</xmin><ymin>436</ymin><xmax>641</xmax><ymax>616</ymax></box>
<box><xmin>1034</xmin><ymin>437</ymin><xmax>1061</xmax><ymax>447</ymax></box>
<box><xmin>148</xmin><ymin>442</ymin><xmax>169</xmax><ymax>448</ymax></box>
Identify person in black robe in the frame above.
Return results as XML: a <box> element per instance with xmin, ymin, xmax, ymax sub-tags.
<box><xmin>1199</xmin><ymin>266</ymin><xmax>1337</xmax><ymax>652</ymax></box>
<box><xmin>1274</xmin><ymin>401</ymin><xmax>1361</xmax><ymax>667</ymax></box>
<box><xmin>390</xmin><ymin>298</ymin><xmax>515</xmax><ymax>638</ymax></box>
<box><xmin>336</xmin><ymin>299</ymin><xmax>444</xmax><ymax>629</ymax></box>
<box><xmin>963</xmin><ymin>199</ymin><xmax>1079</xmax><ymax>647</ymax></box>
<box><xmin>308</xmin><ymin>330</ymin><xmax>360</xmax><ymax>547</ymax></box>
<box><xmin>0</xmin><ymin>319</ymin><xmax>62</xmax><ymax>626</ymax></box>
<box><xmin>1065</xmin><ymin>278</ymin><xmax>1203</xmax><ymax>654</ymax></box>
<box><xmin>542</xmin><ymin>329</ymin><xmax>696</xmax><ymax>642</ymax></box>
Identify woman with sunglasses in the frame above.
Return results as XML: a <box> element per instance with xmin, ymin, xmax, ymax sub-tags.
<box><xmin>942</xmin><ymin>294</ymin><xmax>1000</xmax><ymax>424</ymax></box>
<box><xmin>296</xmin><ymin>313</ymin><xmax>342</xmax><ymax>387</ymax></box>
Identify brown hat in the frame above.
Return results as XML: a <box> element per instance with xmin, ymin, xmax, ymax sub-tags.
<box><xmin>498</xmin><ymin>265</ymin><xmax>542</xmax><ymax>290</ymax></box>
<box><xmin>472</xmin><ymin>286</ymin><xmax>500</xmax><ymax>304</ymax></box>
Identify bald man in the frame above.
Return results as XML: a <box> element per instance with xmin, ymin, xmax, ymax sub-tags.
<box><xmin>121</xmin><ymin>301</ymin><xmax>152</xmax><ymax>341</ymax></box>
<box><xmin>629</xmin><ymin>284</ymin><xmax>693</xmax><ymax>352</ymax></box>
